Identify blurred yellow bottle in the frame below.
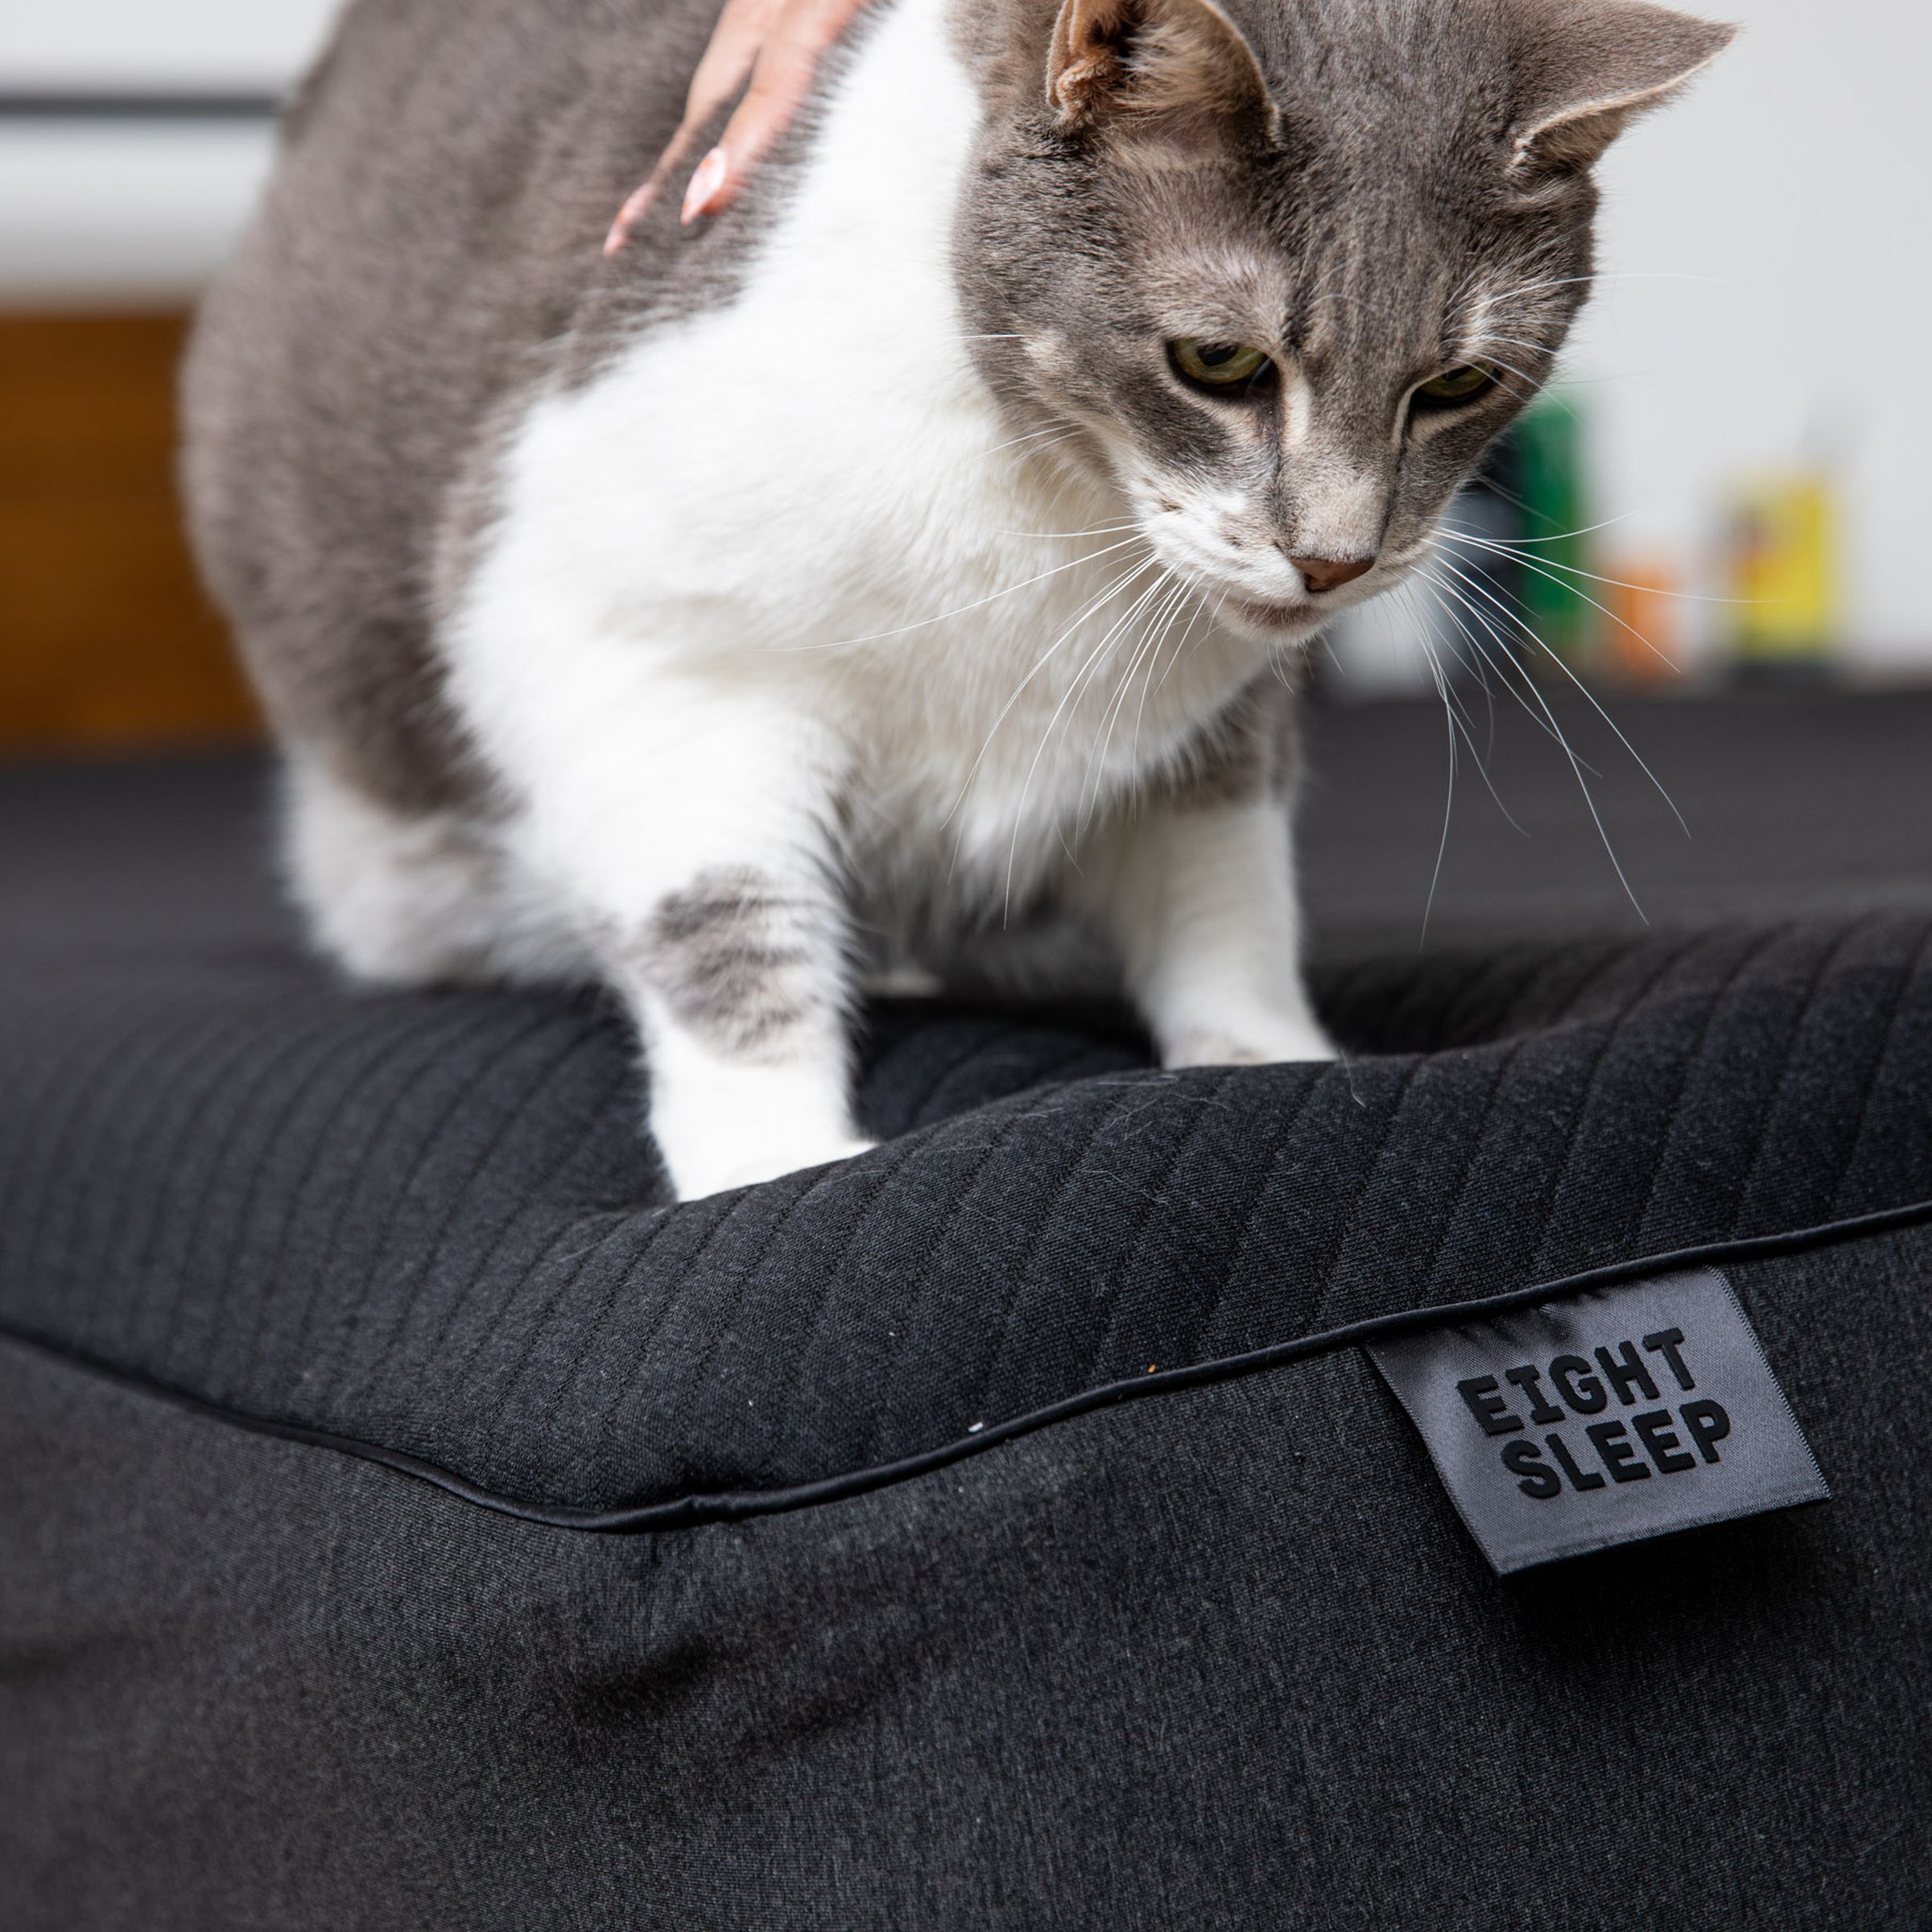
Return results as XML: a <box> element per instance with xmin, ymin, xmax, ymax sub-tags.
<box><xmin>1725</xmin><ymin>470</ymin><xmax>1839</xmax><ymax>669</ymax></box>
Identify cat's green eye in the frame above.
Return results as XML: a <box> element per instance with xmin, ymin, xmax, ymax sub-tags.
<box><xmin>1416</xmin><ymin>363</ymin><xmax>1499</xmax><ymax>404</ymax></box>
<box><xmin>1170</xmin><ymin>339</ymin><xmax>1271</xmax><ymax>390</ymax></box>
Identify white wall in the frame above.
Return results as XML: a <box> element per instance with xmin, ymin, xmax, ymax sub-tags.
<box><xmin>0</xmin><ymin>2</ymin><xmax>339</xmax><ymax>302</ymax></box>
<box><xmin>1570</xmin><ymin>0</ymin><xmax>1932</xmax><ymax>666</ymax></box>
<box><xmin>1</xmin><ymin>2</ymin><xmax>341</xmax><ymax>89</ymax></box>
<box><xmin>0</xmin><ymin>123</ymin><xmax>280</xmax><ymax>302</ymax></box>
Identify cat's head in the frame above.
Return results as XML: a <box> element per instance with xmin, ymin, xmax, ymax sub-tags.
<box><xmin>958</xmin><ymin>0</ymin><xmax>1732</xmax><ymax>639</ymax></box>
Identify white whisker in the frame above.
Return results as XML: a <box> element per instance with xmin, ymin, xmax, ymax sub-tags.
<box><xmin>1448</xmin><ymin>528</ymin><xmax>1748</xmax><ymax>609</ymax></box>
<box><xmin>780</xmin><ymin>533</ymin><xmax>1145</xmax><ymax>654</ymax></box>
<box><xmin>1415</xmin><ymin>621</ymin><xmax>1458</xmax><ymax>949</ymax></box>
<box><xmin>1402</xmin><ymin>576</ymin><xmax>1530</xmax><ymax>837</ymax></box>
<box><xmin>981</xmin><ymin>422</ymin><xmax>1083</xmax><ymax>460</ymax></box>
<box><xmin>1414</xmin><ymin>561</ymin><xmax>1583</xmax><ymax>763</ymax></box>
<box><xmin>1434</xmin><ymin>547</ymin><xmax>1685</xmax><ymax>861</ymax></box>
<box><xmin>1132</xmin><ymin>576</ymin><xmax>1208</xmax><ymax>771</ymax></box>
<box><xmin>1082</xmin><ymin>575</ymin><xmax>1193</xmax><ymax>829</ymax></box>
<box><xmin>1005</xmin><ymin>567</ymin><xmax>1171</xmax><ymax>916</ymax></box>
<box><xmin>993</xmin><ymin>518</ymin><xmax>1143</xmax><ymax>540</ymax></box>
<box><xmin>1443</xmin><ymin>507</ymin><xmax>1641</xmax><ymax>547</ymax></box>
<box><xmin>1428</xmin><ymin>559</ymin><xmax>1649</xmax><ymax>917</ymax></box>
<box><xmin>942</xmin><ymin>551</ymin><xmax>1158</xmax><ymax>842</ymax></box>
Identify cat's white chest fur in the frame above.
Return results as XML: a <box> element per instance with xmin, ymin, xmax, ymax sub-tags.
<box><xmin>448</xmin><ymin>0</ymin><xmax>1257</xmax><ymax>902</ymax></box>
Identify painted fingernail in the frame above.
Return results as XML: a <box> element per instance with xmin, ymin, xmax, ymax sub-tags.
<box><xmin>681</xmin><ymin>147</ymin><xmax>728</xmax><ymax>225</ymax></box>
<box><xmin>603</xmin><ymin>182</ymin><xmax>650</xmax><ymax>257</ymax></box>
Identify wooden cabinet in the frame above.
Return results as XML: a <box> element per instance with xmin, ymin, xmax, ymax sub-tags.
<box><xmin>0</xmin><ymin>311</ymin><xmax>259</xmax><ymax>753</ymax></box>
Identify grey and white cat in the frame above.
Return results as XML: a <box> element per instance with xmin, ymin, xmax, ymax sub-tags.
<box><xmin>184</xmin><ymin>0</ymin><xmax>1730</xmax><ymax>1199</ymax></box>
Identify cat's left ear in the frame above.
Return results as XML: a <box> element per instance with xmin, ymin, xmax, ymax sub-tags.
<box><xmin>1046</xmin><ymin>0</ymin><xmax>1279</xmax><ymax>144</ymax></box>
<box><xmin>1510</xmin><ymin>1</ymin><xmax>1736</xmax><ymax>177</ymax></box>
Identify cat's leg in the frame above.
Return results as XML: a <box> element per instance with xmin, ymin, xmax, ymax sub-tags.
<box><xmin>613</xmin><ymin>857</ymin><xmax>873</xmax><ymax>1200</ymax></box>
<box><xmin>489</xmin><ymin>685</ymin><xmax>871</xmax><ymax>1201</ymax></box>
<box><xmin>285</xmin><ymin>753</ymin><xmax>591</xmax><ymax>989</ymax></box>
<box><xmin>1080</xmin><ymin>790</ymin><xmax>1334</xmax><ymax>1070</ymax></box>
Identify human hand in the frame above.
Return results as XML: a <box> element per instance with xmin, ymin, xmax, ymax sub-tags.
<box><xmin>604</xmin><ymin>0</ymin><xmax>875</xmax><ymax>255</ymax></box>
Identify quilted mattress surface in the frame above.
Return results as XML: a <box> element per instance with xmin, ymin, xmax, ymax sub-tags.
<box><xmin>8</xmin><ymin>691</ymin><xmax>1932</xmax><ymax>1930</ymax></box>
<box><xmin>3</xmin><ymin>691</ymin><xmax>1930</xmax><ymax>1522</ymax></box>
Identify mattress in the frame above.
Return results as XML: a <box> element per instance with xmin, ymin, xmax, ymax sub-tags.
<box><xmin>4</xmin><ymin>689</ymin><xmax>1930</xmax><ymax>1927</ymax></box>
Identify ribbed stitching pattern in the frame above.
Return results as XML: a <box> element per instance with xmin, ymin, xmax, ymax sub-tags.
<box><xmin>6</xmin><ymin>913</ymin><xmax>1932</xmax><ymax>1514</ymax></box>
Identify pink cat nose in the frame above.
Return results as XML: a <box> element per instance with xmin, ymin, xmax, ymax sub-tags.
<box><xmin>1292</xmin><ymin>554</ymin><xmax>1377</xmax><ymax>594</ymax></box>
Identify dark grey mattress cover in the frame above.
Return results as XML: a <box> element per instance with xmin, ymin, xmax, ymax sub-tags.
<box><xmin>6</xmin><ymin>1224</ymin><xmax>1930</xmax><ymax>1931</ymax></box>
<box><xmin>7</xmin><ymin>691</ymin><xmax>1932</xmax><ymax>1930</ymax></box>
<box><xmin>2</xmin><ymin>691</ymin><xmax>1930</xmax><ymax>1521</ymax></box>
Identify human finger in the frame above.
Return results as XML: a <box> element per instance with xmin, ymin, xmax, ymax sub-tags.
<box><xmin>604</xmin><ymin>0</ymin><xmax>782</xmax><ymax>254</ymax></box>
<box><xmin>679</xmin><ymin>0</ymin><xmax>872</xmax><ymax>222</ymax></box>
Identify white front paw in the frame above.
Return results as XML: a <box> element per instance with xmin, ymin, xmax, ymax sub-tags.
<box><xmin>1162</xmin><ymin>1013</ymin><xmax>1336</xmax><ymax>1070</ymax></box>
<box><xmin>662</xmin><ymin>1128</ymin><xmax>877</xmax><ymax>1203</ymax></box>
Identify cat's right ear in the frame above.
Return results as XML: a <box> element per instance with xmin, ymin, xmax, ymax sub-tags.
<box><xmin>1046</xmin><ymin>0</ymin><xmax>1279</xmax><ymax>145</ymax></box>
<box><xmin>1509</xmin><ymin>1</ymin><xmax>1736</xmax><ymax>179</ymax></box>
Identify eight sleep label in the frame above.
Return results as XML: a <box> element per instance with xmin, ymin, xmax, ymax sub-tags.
<box><xmin>1368</xmin><ymin>1268</ymin><xmax>1830</xmax><ymax>1574</ymax></box>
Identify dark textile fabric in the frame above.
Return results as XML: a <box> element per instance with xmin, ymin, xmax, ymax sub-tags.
<box><xmin>5</xmin><ymin>1226</ymin><xmax>1930</xmax><ymax>1932</ymax></box>
<box><xmin>2</xmin><ymin>696</ymin><xmax>1932</xmax><ymax>1519</ymax></box>
<box><xmin>4</xmin><ymin>692</ymin><xmax>1932</xmax><ymax>1927</ymax></box>
<box><xmin>4</xmin><ymin>914</ymin><xmax>1932</xmax><ymax>1520</ymax></box>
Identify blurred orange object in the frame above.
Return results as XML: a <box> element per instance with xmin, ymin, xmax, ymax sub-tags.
<box><xmin>1598</xmin><ymin>557</ymin><xmax>1683</xmax><ymax>685</ymax></box>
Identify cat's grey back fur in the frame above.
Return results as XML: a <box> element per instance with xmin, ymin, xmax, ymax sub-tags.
<box><xmin>183</xmin><ymin>0</ymin><xmax>749</xmax><ymax>813</ymax></box>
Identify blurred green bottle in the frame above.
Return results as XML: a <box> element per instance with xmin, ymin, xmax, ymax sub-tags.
<box><xmin>1512</xmin><ymin>394</ymin><xmax>1594</xmax><ymax>665</ymax></box>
